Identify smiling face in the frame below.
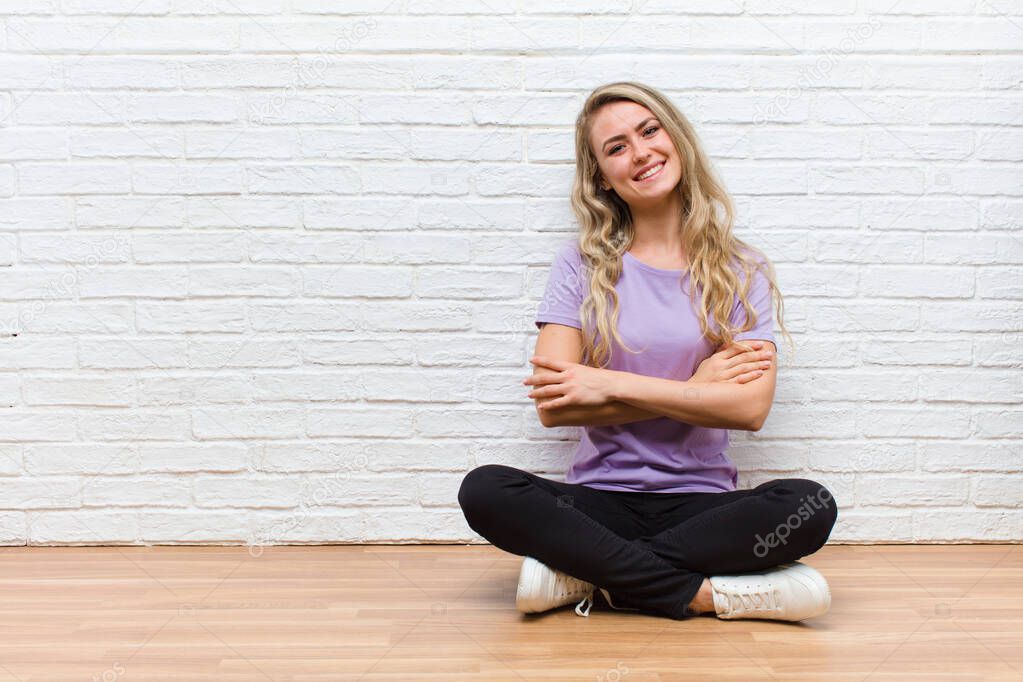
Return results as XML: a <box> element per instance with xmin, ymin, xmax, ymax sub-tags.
<box><xmin>589</xmin><ymin>99</ymin><xmax>683</xmax><ymax>210</ymax></box>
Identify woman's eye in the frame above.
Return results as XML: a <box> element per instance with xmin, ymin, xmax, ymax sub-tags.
<box><xmin>608</xmin><ymin>126</ymin><xmax>659</xmax><ymax>155</ymax></box>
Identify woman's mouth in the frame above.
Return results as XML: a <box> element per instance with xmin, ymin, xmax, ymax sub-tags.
<box><xmin>634</xmin><ymin>161</ymin><xmax>665</xmax><ymax>183</ymax></box>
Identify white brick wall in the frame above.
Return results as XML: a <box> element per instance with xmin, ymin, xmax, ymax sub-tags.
<box><xmin>0</xmin><ymin>2</ymin><xmax>1020</xmax><ymax>546</ymax></box>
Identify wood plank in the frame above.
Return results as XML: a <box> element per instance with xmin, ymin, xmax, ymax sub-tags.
<box><xmin>0</xmin><ymin>545</ymin><xmax>1019</xmax><ymax>680</ymax></box>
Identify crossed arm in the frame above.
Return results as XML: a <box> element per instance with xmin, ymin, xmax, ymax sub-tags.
<box><xmin>538</xmin><ymin>376</ymin><xmax>765</xmax><ymax>431</ymax></box>
<box><xmin>531</xmin><ymin>323</ymin><xmax>776</xmax><ymax>432</ymax></box>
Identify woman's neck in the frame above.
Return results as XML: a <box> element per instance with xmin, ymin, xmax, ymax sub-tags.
<box><xmin>628</xmin><ymin>191</ymin><xmax>685</xmax><ymax>255</ymax></box>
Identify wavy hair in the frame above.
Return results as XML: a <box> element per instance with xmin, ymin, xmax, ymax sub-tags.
<box><xmin>570</xmin><ymin>81</ymin><xmax>794</xmax><ymax>369</ymax></box>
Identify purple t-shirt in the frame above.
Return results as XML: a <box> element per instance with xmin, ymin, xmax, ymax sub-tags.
<box><xmin>534</xmin><ymin>238</ymin><xmax>776</xmax><ymax>493</ymax></box>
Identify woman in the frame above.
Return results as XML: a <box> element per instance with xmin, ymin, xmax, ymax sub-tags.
<box><xmin>458</xmin><ymin>82</ymin><xmax>837</xmax><ymax>621</ymax></box>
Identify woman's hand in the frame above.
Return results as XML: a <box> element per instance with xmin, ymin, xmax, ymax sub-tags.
<box><xmin>691</xmin><ymin>340</ymin><xmax>774</xmax><ymax>384</ymax></box>
<box><xmin>523</xmin><ymin>356</ymin><xmax>620</xmax><ymax>410</ymax></box>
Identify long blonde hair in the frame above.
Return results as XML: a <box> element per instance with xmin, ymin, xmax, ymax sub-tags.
<box><xmin>571</xmin><ymin>81</ymin><xmax>794</xmax><ymax>369</ymax></box>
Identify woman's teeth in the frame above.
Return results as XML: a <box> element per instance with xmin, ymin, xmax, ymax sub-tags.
<box><xmin>636</xmin><ymin>162</ymin><xmax>664</xmax><ymax>181</ymax></box>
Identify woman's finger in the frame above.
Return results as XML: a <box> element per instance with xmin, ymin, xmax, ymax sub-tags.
<box><xmin>725</xmin><ymin>355</ymin><xmax>764</xmax><ymax>373</ymax></box>
<box><xmin>721</xmin><ymin>340</ymin><xmax>762</xmax><ymax>358</ymax></box>
<box><xmin>738</xmin><ymin>360</ymin><xmax>766</xmax><ymax>372</ymax></box>
<box><xmin>727</xmin><ymin>366</ymin><xmax>746</xmax><ymax>380</ymax></box>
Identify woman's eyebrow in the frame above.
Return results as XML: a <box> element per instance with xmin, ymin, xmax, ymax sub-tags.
<box><xmin>602</xmin><ymin>117</ymin><xmax>658</xmax><ymax>150</ymax></box>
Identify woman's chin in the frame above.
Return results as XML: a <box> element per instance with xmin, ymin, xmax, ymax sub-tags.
<box><xmin>626</xmin><ymin>181</ymin><xmax>680</xmax><ymax>207</ymax></box>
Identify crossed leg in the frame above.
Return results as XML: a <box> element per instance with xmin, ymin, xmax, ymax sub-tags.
<box><xmin>457</xmin><ymin>464</ymin><xmax>838</xmax><ymax>619</ymax></box>
<box><xmin>633</xmin><ymin>477</ymin><xmax>838</xmax><ymax>576</ymax></box>
<box><xmin>620</xmin><ymin>477</ymin><xmax>839</xmax><ymax>614</ymax></box>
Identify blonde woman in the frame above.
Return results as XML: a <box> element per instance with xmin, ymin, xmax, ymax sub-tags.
<box><xmin>458</xmin><ymin>82</ymin><xmax>836</xmax><ymax>621</ymax></box>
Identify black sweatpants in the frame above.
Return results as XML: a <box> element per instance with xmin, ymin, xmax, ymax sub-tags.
<box><xmin>457</xmin><ymin>464</ymin><xmax>838</xmax><ymax>619</ymax></box>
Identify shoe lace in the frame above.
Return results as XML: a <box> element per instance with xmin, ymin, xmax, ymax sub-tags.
<box><xmin>726</xmin><ymin>585</ymin><xmax>780</xmax><ymax>615</ymax></box>
<box><xmin>556</xmin><ymin>573</ymin><xmax>595</xmax><ymax>617</ymax></box>
<box><xmin>555</xmin><ymin>570</ymin><xmax>592</xmax><ymax>596</ymax></box>
<box><xmin>575</xmin><ymin>592</ymin><xmax>594</xmax><ymax>617</ymax></box>
<box><xmin>575</xmin><ymin>586</ymin><xmax>646</xmax><ymax>617</ymax></box>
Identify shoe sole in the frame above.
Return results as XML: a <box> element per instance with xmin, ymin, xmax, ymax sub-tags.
<box><xmin>752</xmin><ymin>561</ymin><xmax>830</xmax><ymax>621</ymax></box>
<box><xmin>516</xmin><ymin>557</ymin><xmax>550</xmax><ymax>613</ymax></box>
<box><xmin>516</xmin><ymin>557</ymin><xmax>594</xmax><ymax>614</ymax></box>
<box><xmin>785</xmin><ymin>562</ymin><xmax>831</xmax><ymax>620</ymax></box>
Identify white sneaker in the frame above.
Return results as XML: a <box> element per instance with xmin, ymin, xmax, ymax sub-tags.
<box><xmin>516</xmin><ymin>556</ymin><xmax>597</xmax><ymax>617</ymax></box>
<box><xmin>709</xmin><ymin>561</ymin><xmax>831</xmax><ymax>621</ymax></box>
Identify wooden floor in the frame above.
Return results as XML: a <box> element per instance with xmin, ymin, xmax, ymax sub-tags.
<box><xmin>0</xmin><ymin>544</ymin><xmax>1020</xmax><ymax>681</ymax></box>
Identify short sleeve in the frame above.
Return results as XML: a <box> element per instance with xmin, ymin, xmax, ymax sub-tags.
<box><xmin>730</xmin><ymin>258</ymin><xmax>776</xmax><ymax>347</ymax></box>
<box><xmin>535</xmin><ymin>240</ymin><xmax>586</xmax><ymax>330</ymax></box>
